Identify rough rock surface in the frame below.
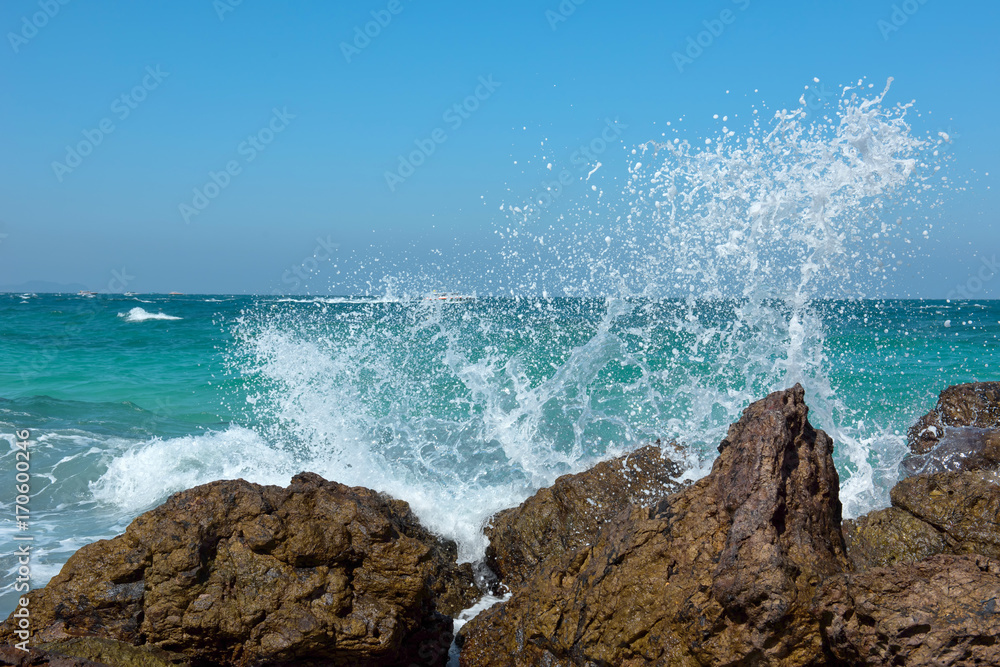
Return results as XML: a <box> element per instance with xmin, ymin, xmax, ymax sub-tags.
<box><xmin>484</xmin><ymin>443</ymin><xmax>687</xmax><ymax>589</ymax></box>
<box><xmin>36</xmin><ymin>639</ymin><xmax>188</xmax><ymax>667</ymax></box>
<box><xmin>907</xmin><ymin>382</ymin><xmax>1000</xmax><ymax>459</ymax></box>
<box><xmin>0</xmin><ymin>646</ymin><xmax>107</xmax><ymax>667</ymax></box>
<box><xmin>843</xmin><ymin>469</ymin><xmax>1000</xmax><ymax>572</ymax></box>
<box><xmin>0</xmin><ymin>473</ymin><xmax>479</xmax><ymax>667</ymax></box>
<box><xmin>902</xmin><ymin>427</ymin><xmax>1000</xmax><ymax>476</ymax></box>
<box><xmin>842</xmin><ymin>508</ymin><xmax>949</xmax><ymax>572</ymax></box>
<box><xmin>890</xmin><ymin>470</ymin><xmax>1000</xmax><ymax>560</ymax></box>
<box><xmin>818</xmin><ymin>554</ymin><xmax>1000</xmax><ymax>666</ymax></box>
<box><xmin>461</xmin><ymin>384</ymin><xmax>849</xmax><ymax>666</ymax></box>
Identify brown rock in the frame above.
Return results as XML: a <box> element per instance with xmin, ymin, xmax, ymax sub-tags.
<box><xmin>460</xmin><ymin>384</ymin><xmax>849</xmax><ymax>666</ymax></box>
<box><xmin>902</xmin><ymin>427</ymin><xmax>1000</xmax><ymax>475</ymax></box>
<box><xmin>842</xmin><ymin>508</ymin><xmax>949</xmax><ymax>572</ymax></box>
<box><xmin>818</xmin><ymin>554</ymin><xmax>1000</xmax><ymax>666</ymax></box>
<box><xmin>0</xmin><ymin>473</ymin><xmax>479</xmax><ymax>667</ymax></box>
<box><xmin>890</xmin><ymin>470</ymin><xmax>1000</xmax><ymax>560</ymax></box>
<box><xmin>483</xmin><ymin>443</ymin><xmax>686</xmax><ymax>589</ymax></box>
<box><xmin>36</xmin><ymin>639</ymin><xmax>186</xmax><ymax>667</ymax></box>
<box><xmin>0</xmin><ymin>645</ymin><xmax>107</xmax><ymax>666</ymax></box>
<box><xmin>907</xmin><ymin>382</ymin><xmax>1000</xmax><ymax>457</ymax></box>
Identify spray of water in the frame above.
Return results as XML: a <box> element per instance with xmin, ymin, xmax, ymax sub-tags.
<box><xmin>95</xmin><ymin>79</ymin><xmax>949</xmax><ymax>557</ymax></box>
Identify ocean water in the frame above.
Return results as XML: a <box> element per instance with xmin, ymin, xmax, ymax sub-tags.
<box><xmin>1</xmin><ymin>81</ymin><xmax>992</xmax><ymax>616</ymax></box>
<box><xmin>1</xmin><ymin>294</ymin><xmax>997</xmax><ymax>616</ymax></box>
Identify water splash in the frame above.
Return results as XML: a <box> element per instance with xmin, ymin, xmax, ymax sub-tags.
<box><xmin>98</xmin><ymin>80</ymin><xmax>948</xmax><ymax>558</ymax></box>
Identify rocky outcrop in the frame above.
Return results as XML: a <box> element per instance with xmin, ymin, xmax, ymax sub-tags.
<box><xmin>0</xmin><ymin>645</ymin><xmax>108</xmax><ymax>667</ymax></box>
<box><xmin>891</xmin><ymin>470</ymin><xmax>1000</xmax><ymax>560</ymax></box>
<box><xmin>32</xmin><ymin>639</ymin><xmax>187</xmax><ymax>667</ymax></box>
<box><xmin>0</xmin><ymin>473</ymin><xmax>479</xmax><ymax>667</ymax></box>
<box><xmin>843</xmin><ymin>469</ymin><xmax>1000</xmax><ymax>572</ymax></box>
<box><xmin>818</xmin><ymin>554</ymin><xmax>1000</xmax><ymax>666</ymax></box>
<box><xmin>483</xmin><ymin>443</ymin><xmax>686</xmax><ymax>589</ymax></box>
<box><xmin>902</xmin><ymin>427</ymin><xmax>1000</xmax><ymax>475</ymax></box>
<box><xmin>842</xmin><ymin>508</ymin><xmax>949</xmax><ymax>572</ymax></box>
<box><xmin>905</xmin><ymin>382</ymin><xmax>1000</xmax><ymax>474</ymax></box>
<box><xmin>460</xmin><ymin>385</ymin><xmax>849</xmax><ymax>666</ymax></box>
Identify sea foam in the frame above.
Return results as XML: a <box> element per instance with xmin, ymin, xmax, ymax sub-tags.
<box><xmin>118</xmin><ymin>307</ymin><xmax>182</xmax><ymax>322</ymax></box>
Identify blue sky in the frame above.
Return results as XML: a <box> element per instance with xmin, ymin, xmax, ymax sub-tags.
<box><xmin>0</xmin><ymin>0</ymin><xmax>997</xmax><ymax>296</ymax></box>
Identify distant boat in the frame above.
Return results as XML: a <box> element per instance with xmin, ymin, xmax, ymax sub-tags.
<box><xmin>424</xmin><ymin>291</ymin><xmax>475</xmax><ymax>302</ymax></box>
<box><xmin>78</xmin><ymin>290</ymin><xmax>97</xmax><ymax>298</ymax></box>
<box><xmin>168</xmin><ymin>292</ymin><xmax>184</xmax><ymax>296</ymax></box>
<box><xmin>124</xmin><ymin>292</ymin><xmax>137</xmax><ymax>297</ymax></box>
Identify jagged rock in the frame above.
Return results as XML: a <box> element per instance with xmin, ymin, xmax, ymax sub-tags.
<box><xmin>483</xmin><ymin>443</ymin><xmax>687</xmax><ymax>589</ymax></box>
<box><xmin>460</xmin><ymin>385</ymin><xmax>849</xmax><ymax>666</ymax></box>
<box><xmin>842</xmin><ymin>508</ymin><xmax>949</xmax><ymax>572</ymax></box>
<box><xmin>902</xmin><ymin>427</ymin><xmax>1000</xmax><ymax>476</ymax></box>
<box><xmin>0</xmin><ymin>473</ymin><xmax>479</xmax><ymax>667</ymax></box>
<box><xmin>890</xmin><ymin>470</ymin><xmax>1000</xmax><ymax>560</ymax></box>
<box><xmin>843</xmin><ymin>469</ymin><xmax>1000</xmax><ymax>572</ymax></box>
<box><xmin>36</xmin><ymin>639</ymin><xmax>186</xmax><ymax>667</ymax></box>
<box><xmin>908</xmin><ymin>382</ymin><xmax>1000</xmax><ymax>453</ymax></box>
<box><xmin>0</xmin><ymin>645</ymin><xmax>107</xmax><ymax>666</ymax></box>
<box><xmin>818</xmin><ymin>554</ymin><xmax>1000</xmax><ymax>666</ymax></box>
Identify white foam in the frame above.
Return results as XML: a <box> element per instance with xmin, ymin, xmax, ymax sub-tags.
<box><xmin>118</xmin><ymin>307</ymin><xmax>182</xmax><ymax>322</ymax></box>
<box><xmin>94</xmin><ymin>80</ymin><xmax>944</xmax><ymax>564</ymax></box>
<box><xmin>92</xmin><ymin>424</ymin><xmax>517</xmax><ymax>560</ymax></box>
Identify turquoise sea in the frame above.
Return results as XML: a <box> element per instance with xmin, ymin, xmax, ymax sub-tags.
<box><xmin>1</xmin><ymin>292</ymin><xmax>998</xmax><ymax>615</ymax></box>
<box><xmin>1</xmin><ymin>83</ymin><xmax>988</xmax><ymax>616</ymax></box>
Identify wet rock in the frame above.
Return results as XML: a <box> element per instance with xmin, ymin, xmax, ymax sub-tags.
<box><xmin>842</xmin><ymin>508</ymin><xmax>948</xmax><ymax>572</ymax></box>
<box><xmin>483</xmin><ymin>443</ymin><xmax>687</xmax><ymax>589</ymax></box>
<box><xmin>902</xmin><ymin>427</ymin><xmax>1000</xmax><ymax>476</ymax></box>
<box><xmin>818</xmin><ymin>554</ymin><xmax>1000</xmax><ymax>666</ymax></box>
<box><xmin>0</xmin><ymin>645</ymin><xmax>107</xmax><ymax>666</ymax></box>
<box><xmin>36</xmin><ymin>639</ymin><xmax>186</xmax><ymax>667</ymax></box>
<box><xmin>890</xmin><ymin>469</ymin><xmax>1000</xmax><ymax>560</ymax></box>
<box><xmin>0</xmin><ymin>473</ymin><xmax>479</xmax><ymax>667</ymax></box>
<box><xmin>906</xmin><ymin>382</ymin><xmax>1000</xmax><ymax>465</ymax></box>
<box><xmin>843</xmin><ymin>469</ymin><xmax>1000</xmax><ymax>572</ymax></box>
<box><xmin>461</xmin><ymin>384</ymin><xmax>849</xmax><ymax>666</ymax></box>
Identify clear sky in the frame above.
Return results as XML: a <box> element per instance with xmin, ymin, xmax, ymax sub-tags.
<box><xmin>0</xmin><ymin>0</ymin><xmax>997</xmax><ymax>296</ymax></box>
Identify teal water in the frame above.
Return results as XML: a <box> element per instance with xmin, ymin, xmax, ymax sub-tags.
<box><xmin>0</xmin><ymin>81</ymin><xmax>980</xmax><ymax>616</ymax></box>
<box><xmin>1</xmin><ymin>292</ymin><xmax>998</xmax><ymax>615</ymax></box>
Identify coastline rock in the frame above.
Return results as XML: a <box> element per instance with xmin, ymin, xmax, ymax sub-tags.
<box><xmin>890</xmin><ymin>470</ymin><xmax>1000</xmax><ymax>560</ymax></box>
<box><xmin>461</xmin><ymin>384</ymin><xmax>849</xmax><ymax>666</ymax></box>
<box><xmin>902</xmin><ymin>427</ymin><xmax>1000</xmax><ymax>476</ymax></box>
<box><xmin>0</xmin><ymin>473</ymin><xmax>478</xmax><ymax>667</ymax></box>
<box><xmin>908</xmin><ymin>382</ymin><xmax>1000</xmax><ymax>453</ymax></box>
<box><xmin>843</xmin><ymin>470</ymin><xmax>1000</xmax><ymax>572</ymax></box>
<box><xmin>0</xmin><ymin>646</ymin><xmax>108</xmax><ymax>667</ymax></box>
<box><xmin>483</xmin><ymin>443</ymin><xmax>687</xmax><ymax>590</ymax></box>
<box><xmin>36</xmin><ymin>639</ymin><xmax>187</xmax><ymax>667</ymax></box>
<box><xmin>842</xmin><ymin>508</ymin><xmax>948</xmax><ymax>572</ymax></box>
<box><xmin>818</xmin><ymin>554</ymin><xmax>1000</xmax><ymax>666</ymax></box>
